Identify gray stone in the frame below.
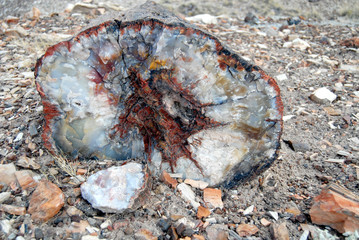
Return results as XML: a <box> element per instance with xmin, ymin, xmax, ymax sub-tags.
<box><xmin>28</xmin><ymin>122</ymin><xmax>38</xmax><ymax>137</ymax></box>
<box><xmin>0</xmin><ymin>192</ymin><xmax>11</xmax><ymax>204</ymax></box>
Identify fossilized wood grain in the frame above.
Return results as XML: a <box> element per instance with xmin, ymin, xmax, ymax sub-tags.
<box><xmin>35</xmin><ymin>1</ymin><xmax>283</xmax><ymax>187</ymax></box>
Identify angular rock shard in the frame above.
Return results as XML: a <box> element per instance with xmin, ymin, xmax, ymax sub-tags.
<box><xmin>81</xmin><ymin>163</ymin><xmax>150</xmax><ymax>213</ymax></box>
<box><xmin>309</xmin><ymin>183</ymin><xmax>359</xmax><ymax>234</ymax></box>
<box><xmin>35</xmin><ymin>1</ymin><xmax>283</xmax><ymax>187</ymax></box>
<box><xmin>28</xmin><ymin>180</ymin><xmax>65</xmax><ymax>222</ymax></box>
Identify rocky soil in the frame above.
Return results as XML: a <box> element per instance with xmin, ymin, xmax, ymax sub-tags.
<box><xmin>0</xmin><ymin>1</ymin><xmax>358</xmax><ymax>239</ymax></box>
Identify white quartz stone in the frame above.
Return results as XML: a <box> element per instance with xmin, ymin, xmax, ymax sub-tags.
<box><xmin>310</xmin><ymin>87</ymin><xmax>337</xmax><ymax>104</ymax></box>
<box><xmin>177</xmin><ymin>183</ymin><xmax>200</xmax><ymax>209</ymax></box>
<box><xmin>81</xmin><ymin>163</ymin><xmax>148</xmax><ymax>213</ymax></box>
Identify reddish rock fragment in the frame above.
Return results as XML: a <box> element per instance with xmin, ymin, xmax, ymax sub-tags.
<box><xmin>340</xmin><ymin>37</ymin><xmax>359</xmax><ymax>48</ymax></box>
<box><xmin>261</xmin><ymin>218</ymin><xmax>272</xmax><ymax>226</ymax></box>
<box><xmin>28</xmin><ymin>180</ymin><xmax>65</xmax><ymax>222</ymax></box>
<box><xmin>203</xmin><ymin>188</ymin><xmax>223</xmax><ymax>209</ymax></box>
<box><xmin>197</xmin><ymin>206</ymin><xmax>211</xmax><ymax>219</ymax></box>
<box><xmin>15</xmin><ymin>170</ymin><xmax>37</xmax><ymax>190</ymax></box>
<box><xmin>309</xmin><ymin>183</ymin><xmax>359</xmax><ymax>233</ymax></box>
<box><xmin>270</xmin><ymin>222</ymin><xmax>290</xmax><ymax>240</ymax></box>
<box><xmin>0</xmin><ymin>204</ymin><xmax>26</xmax><ymax>215</ymax></box>
<box><xmin>0</xmin><ymin>163</ymin><xmax>17</xmax><ymax>185</ymax></box>
<box><xmin>76</xmin><ymin>168</ymin><xmax>87</xmax><ymax>175</ymax></box>
<box><xmin>236</xmin><ymin>224</ymin><xmax>259</xmax><ymax>237</ymax></box>
<box><xmin>184</xmin><ymin>179</ymin><xmax>209</xmax><ymax>190</ymax></box>
<box><xmin>161</xmin><ymin>170</ymin><xmax>178</xmax><ymax>188</ymax></box>
<box><xmin>135</xmin><ymin>229</ymin><xmax>157</xmax><ymax>240</ymax></box>
<box><xmin>192</xmin><ymin>234</ymin><xmax>206</xmax><ymax>240</ymax></box>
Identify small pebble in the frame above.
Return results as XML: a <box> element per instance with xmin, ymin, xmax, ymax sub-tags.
<box><xmin>34</xmin><ymin>228</ymin><xmax>44</xmax><ymax>240</ymax></box>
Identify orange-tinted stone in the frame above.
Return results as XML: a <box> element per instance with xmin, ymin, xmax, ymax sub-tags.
<box><xmin>236</xmin><ymin>224</ymin><xmax>259</xmax><ymax>237</ymax></box>
<box><xmin>28</xmin><ymin>180</ymin><xmax>65</xmax><ymax>222</ymax></box>
<box><xmin>160</xmin><ymin>170</ymin><xmax>178</xmax><ymax>189</ymax></box>
<box><xmin>309</xmin><ymin>183</ymin><xmax>359</xmax><ymax>233</ymax></box>
<box><xmin>197</xmin><ymin>206</ymin><xmax>211</xmax><ymax>219</ymax></box>
<box><xmin>0</xmin><ymin>204</ymin><xmax>26</xmax><ymax>215</ymax></box>
<box><xmin>270</xmin><ymin>223</ymin><xmax>289</xmax><ymax>240</ymax></box>
<box><xmin>203</xmin><ymin>188</ymin><xmax>223</xmax><ymax>209</ymax></box>
<box><xmin>15</xmin><ymin>170</ymin><xmax>37</xmax><ymax>190</ymax></box>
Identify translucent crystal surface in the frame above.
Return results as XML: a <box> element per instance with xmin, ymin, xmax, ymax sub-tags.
<box><xmin>80</xmin><ymin>163</ymin><xmax>148</xmax><ymax>213</ymax></box>
<box><xmin>35</xmin><ymin>2</ymin><xmax>283</xmax><ymax>187</ymax></box>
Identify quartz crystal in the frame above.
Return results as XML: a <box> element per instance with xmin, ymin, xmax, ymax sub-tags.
<box><xmin>81</xmin><ymin>163</ymin><xmax>150</xmax><ymax>213</ymax></box>
<box><xmin>35</xmin><ymin>2</ymin><xmax>283</xmax><ymax>187</ymax></box>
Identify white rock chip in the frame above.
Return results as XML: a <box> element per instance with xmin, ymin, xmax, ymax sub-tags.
<box><xmin>81</xmin><ymin>236</ymin><xmax>99</xmax><ymax>240</ymax></box>
<box><xmin>283</xmin><ymin>38</ymin><xmax>310</xmax><ymax>51</ymax></box>
<box><xmin>283</xmin><ymin>115</ymin><xmax>295</xmax><ymax>121</ymax></box>
<box><xmin>186</xmin><ymin>14</ymin><xmax>218</xmax><ymax>24</ymax></box>
<box><xmin>177</xmin><ymin>183</ymin><xmax>200</xmax><ymax>209</ymax></box>
<box><xmin>100</xmin><ymin>219</ymin><xmax>111</xmax><ymax>229</ymax></box>
<box><xmin>310</xmin><ymin>87</ymin><xmax>337</xmax><ymax>104</ymax></box>
<box><xmin>81</xmin><ymin>163</ymin><xmax>149</xmax><ymax>213</ymax></box>
<box><xmin>0</xmin><ymin>192</ymin><xmax>11</xmax><ymax>204</ymax></box>
<box><xmin>268</xmin><ymin>211</ymin><xmax>279</xmax><ymax>221</ymax></box>
<box><xmin>184</xmin><ymin>179</ymin><xmax>209</xmax><ymax>190</ymax></box>
<box><xmin>0</xmin><ymin>219</ymin><xmax>12</xmax><ymax>235</ymax></box>
<box><xmin>243</xmin><ymin>205</ymin><xmax>254</xmax><ymax>216</ymax></box>
<box><xmin>276</xmin><ymin>74</ymin><xmax>288</xmax><ymax>82</ymax></box>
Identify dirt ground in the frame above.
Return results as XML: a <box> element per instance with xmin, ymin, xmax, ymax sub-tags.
<box><xmin>0</xmin><ymin>0</ymin><xmax>358</xmax><ymax>239</ymax></box>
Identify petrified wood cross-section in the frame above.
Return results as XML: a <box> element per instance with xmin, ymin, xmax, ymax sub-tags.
<box><xmin>35</xmin><ymin>1</ymin><xmax>283</xmax><ymax>187</ymax></box>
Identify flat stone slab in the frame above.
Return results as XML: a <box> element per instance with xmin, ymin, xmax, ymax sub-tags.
<box><xmin>35</xmin><ymin>1</ymin><xmax>283</xmax><ymax>187</ymax></box>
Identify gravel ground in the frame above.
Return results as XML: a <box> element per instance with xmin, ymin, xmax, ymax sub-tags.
<box><xmin>0</xmin><ymin>1</ymin><xmax>358</xmax><ymax>239</ymax></box>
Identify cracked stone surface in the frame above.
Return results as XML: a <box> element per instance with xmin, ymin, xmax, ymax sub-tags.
<box><xmin>35</xmin><ymin>1</ymin><xmax>283</xmax><ymax>187</ymax></box>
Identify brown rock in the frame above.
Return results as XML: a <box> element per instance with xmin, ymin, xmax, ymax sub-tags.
<box><xmin>112</xmin><ymin>220</ymin><xmax>129</xmax><ymax>230</ymax></box>
<box><xmin>76</xmin><ymin>168</ymin><xmax>87</xmax><ymax>175</ymax></box>
<box><xmin>32</xmin><ymin>7</ymin><xmax>41</xmax><ymax>20</ymax></box>
<box><xmin>135</xmin><ymin>229</ymin><xmax>157</xmax><ymax>240</ymax></box>
<box><xmin>5</xmin><ymin>16</ymin><xmax>19</xmax><ymax>25</ymax></box>
<box><xmin>168</xmin><ymin>226</ymin><xmax>179</xmax><ymax>240</ymax></box>
<box><xmin>197</xmin><ymin>206</ymin><xmax>211</xmax><ymax>219</ymax></box>
<box><xmin>184</xmin><ymin>179</ymin><xmax>209</xmax><ymax>190</ymax></box>
<box><xmin>0</xmin><ymin>163</ymin><xmax>17</xmax><ymax>185</ymax></box>
<box><xmin>260</xmin><ymin>218</ymin><xmax>272</xmax><ymax>227</ymax></box>
<box><xmin>16</xmin><ymin>155</ymin><xmax>41</xmax><ymax>170</ymax></box>
<box><xmin>67</xmin><ymin>220</ymin><xmax>90</xmax><ymax>234</ymax></box>
<box><xmin>323</xmin><ymin>107</ymin><xmax>341</xmax><ymax>116</ymax></box>
<box><xmin>309</xmin><ymin>183</ymin><xmax>359</xmax><ymax>233</ymax></box>
<box><xmin>285</xmin><ymin>207</ymin><xmax>301</xmax><ymax>217</ymax></box>
<box><xmin>28</xmin><ymin>180</ymin><xmax>65</xmax><ymax>222</ymax></box>
<box><xmin>171</xmin><ymin>215</ymin><xmax>185</xmax><ymax>221</ymax></box>
<box><xmin>66</xmin><ymin>206</ymin><xmax>83</xmax><ymax>216</ymax></box>
<box><xmin>206</xmin><ymin>224</ymin><xmax>228</xmax><ymax>240</ymax></box>
<box><xmin>160</xmin><ymin>170</ymin><xmax>178</xmax><ymax>188</ymax></box>
<box><xmin>15</xmin><ymin>170</ymin><xmax>37</xmax><ymax>190</ymax></box>
<box><xmin>340</xmin><ymin>37</ymin><xmax>359</xmax><ymax>48</ymax></box>
<box><xmin>192</xmin><ymin>234</ymin><xmax>206</xmax><ymax>240</ymax></box>
<box><xmin>236</xmin><ymin>224</ymin><xmax>259</xmax><ymax>237</ymax></box>
<box><xmin>0</xmin><ymin>204</ymin><xmax>26</xmax><ymax>215</ymax></box>
<box><xmin>270</xmin><ymin>222</ymin><xmax>289</xmax><ymax>240</ymax></box>
<box><xmin>203</xmin><ymin>188</ymin><xmax>223</xmax><ymax>209</ymax></box>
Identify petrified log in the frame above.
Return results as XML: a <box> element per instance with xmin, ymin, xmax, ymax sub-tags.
<box><xmin>35</xmin><ymin>1</ymin><xmax>283</xmax><ymax>187</ymax></box>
